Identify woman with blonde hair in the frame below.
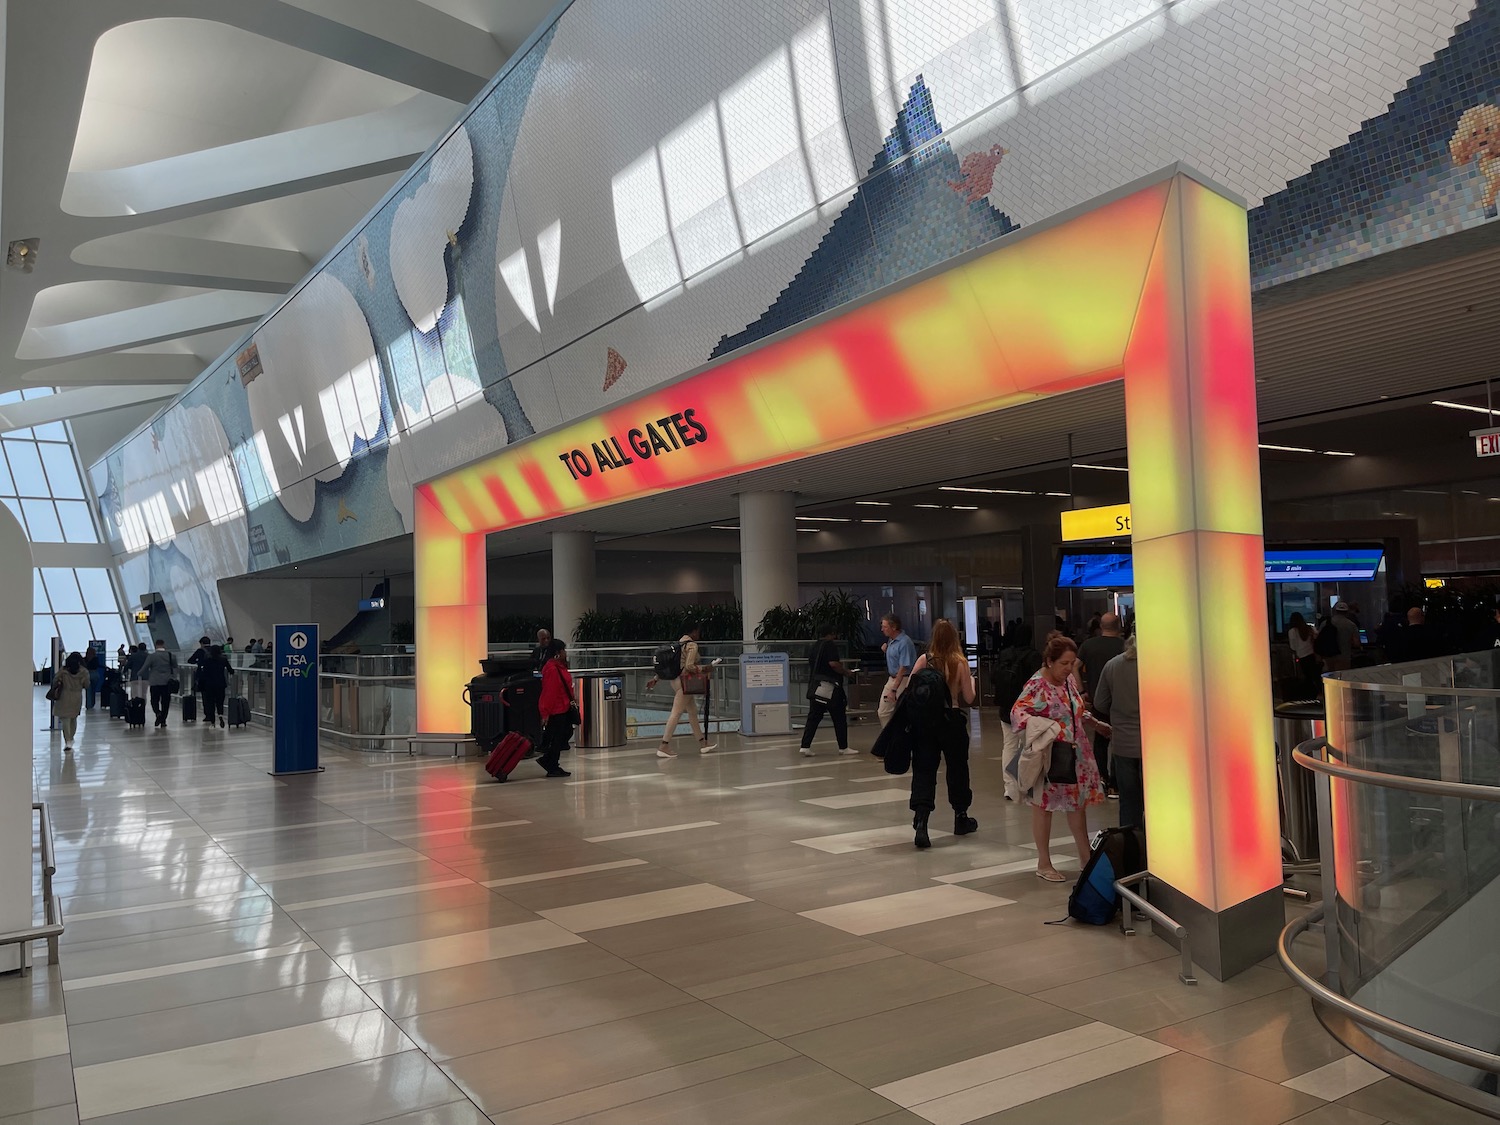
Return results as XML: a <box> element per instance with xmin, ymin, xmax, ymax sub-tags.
<box><xmin>1011</xmin><ymin>633</ymin><xmax>1106</xmax><ymax>880</ymax></box>
<box><xmin>907</xmin><ymin>619</ymin><xmax>977</xmax><ymax>847</ymax></box>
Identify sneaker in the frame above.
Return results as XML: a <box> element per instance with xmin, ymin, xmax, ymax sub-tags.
<box><xmin>544</xmin><ymin>767</ymin><xmax>571</xmax><ymax>778</ymax></box>
<box><xmin>1107</xmin><ymin>790</ymin><xmax>1120</xmax><ymax>800</ymax></box>
<box><xmin>800</xmin><ymin>747</ymin><xmax>814</xmax><ymax>757</ymax></box>
<box><xmin>699</xmin><ymin>741</ymin><xmax>717</xmax><ymax>754</ymax></box>
<box><xmin>838</xmin><ymin>747</ymin><xmax>860</xmax><ymax>756</ymax></box>
<box><xmin>657</xmin><ymin>746</ymin><xmax>676</xmax><ymax>759</ymax></box>
<box><xmin>63</xmin><ymin>745</ymin><xmax>72</xmax><ymax>752</ymax></box>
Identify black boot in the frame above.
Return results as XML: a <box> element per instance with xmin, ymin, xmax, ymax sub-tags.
<box><xmin>954</xmin><ymin>811</ymin><xmax>978</xmax><ymax>836</ymax></box>
<box><xmin>913</xmin><ymin>810</ymin><xmax>931</xmax><ymax>849</ymax></box>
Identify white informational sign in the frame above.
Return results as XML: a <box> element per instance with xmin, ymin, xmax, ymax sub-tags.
<box><xmin>744</xmin><ymin>661</ymin><xmax>785</xmax><ymax>689</ymax></box>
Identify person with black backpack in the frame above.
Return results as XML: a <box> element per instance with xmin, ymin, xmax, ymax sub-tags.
<box><xmin>906</xmin><ymin>619</ymin><xmax>977</xmax><ymax>848</ymax></box>
<box><xmin>655</xmin><ymin>621</ymin><xmax>716</xmax><ymax>758</ymax></box>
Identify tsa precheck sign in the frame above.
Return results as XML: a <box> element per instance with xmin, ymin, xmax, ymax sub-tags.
<box><xmin>273</xmin><ymin>623</ymin><xmax>321</xmax><ymax>776</ymax></box>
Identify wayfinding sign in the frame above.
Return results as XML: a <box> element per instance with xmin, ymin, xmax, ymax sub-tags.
<box><xmin>272</xmin><ymin>623</ymin><xmax>321</xmax><ymax>775</ymax></box>
<box><xmin>1474</xmin><ymin>427</ymin><xmax>1500</xmax><ymax>458</ymax></box>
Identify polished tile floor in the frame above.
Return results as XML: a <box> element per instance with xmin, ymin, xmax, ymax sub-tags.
<box><xmin>4</xmin><ymin>694</ymin><xmax>1482</xmax><ymax>1124</ymax></box>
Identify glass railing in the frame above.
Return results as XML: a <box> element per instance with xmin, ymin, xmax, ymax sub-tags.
<box><xmin>196</xmin><ymin>640</ymin><xmax>882</xmax><ymax>749</ymax></box>
<box><xmin>1280</xmin><ymin>651</ymin><xmax>1500</xmax><ymax>1116</ymax></box>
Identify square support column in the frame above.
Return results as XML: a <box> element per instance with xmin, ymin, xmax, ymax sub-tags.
<box><xmin>414</xmin><ymin>487</ymin><xmax>486</xmax><ymax>734</ymax></box>
<box><xmin>1122</xmin><ymin>176</ymin><xmax>1283</xmax><ymax>979</ymax></box>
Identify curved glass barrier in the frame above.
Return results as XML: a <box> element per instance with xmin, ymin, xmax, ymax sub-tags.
<box><xmin>1283</xmin><ymin>653</ymin><xmax>1500</xmax><ymax>1115</ymax></box>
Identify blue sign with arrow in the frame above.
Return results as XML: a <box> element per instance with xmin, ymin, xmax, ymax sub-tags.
<box><xmin>272</xmin><ymin>623</ymin><xmax>321</xmax><ymax>775</ymax></box>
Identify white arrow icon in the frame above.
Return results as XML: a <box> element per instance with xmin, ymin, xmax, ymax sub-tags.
<box><xmin>289</xmin><ymin>632</ymin><xmax>308</xmax><ymax>650</ymax></box>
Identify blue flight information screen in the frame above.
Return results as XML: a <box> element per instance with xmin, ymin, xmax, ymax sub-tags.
<box><xmin>1056</xmin><ymin>546</ymin><xmax>1383</xmax><ymax>587</ymax></box>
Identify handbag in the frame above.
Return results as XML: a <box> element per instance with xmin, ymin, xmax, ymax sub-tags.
<box><xmin>1046</xmin><ymin>740</ymin><xmax>1078</xmax><ymax>783</ymax></box>
<box><xmin>45</xmin><ymin>678</ymin><xmax>62</xmax><ymax>702</ymax></box>
<box><xmin>681</xmin><ymin>670</ymin><xmax>708</xmax><ymax>696</ymax></box>
<box><xmin>813</xmin><ymin>679</ymin><xmax>836</xmax><ymax>702</ymax></box>
<box><xmin>561</xmin><ymin>670</ymin><xmax>581</xmax><ymax>727</ymax></box>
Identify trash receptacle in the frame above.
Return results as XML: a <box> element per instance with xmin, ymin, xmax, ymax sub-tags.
<box><xmin>1274</xmin><ymin>700</ymin><xmax>1325</xmax><ymax>863</ymax></box>
<box><xmin>576</xmin><ymin>673</ymin><xmax>626</xmax><ymax>748</ymax></box>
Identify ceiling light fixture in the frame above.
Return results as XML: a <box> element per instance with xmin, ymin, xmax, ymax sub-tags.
<box><xmin>859</xmin><ymin>519</ymin><xmax>888</xmax><ymax>524</ymax></box>
<box><xmin>1073</xmin><ymin>463</ymin><xmax>1129</xmax><ymax>473</ymax></box>
<box><xmin>710</xmin><ymin>525</ymin><xmax>739</xmax><ymax>531</ymax></box>
<box><xmin>914</xmin><ymin>503</ymin><xmax>943</xmax><ymax>509</ymax></box>
<box><xmin>1043</xmin><ymin>491</ymin><xmax>1071</xmax><ymax>497</ymax></box>
<box><xmin>1432</xmin><ymin>399</ymin><xmax>1497</xmax><ymax>416</ymax></box>
<box><xmin>940</xmin><ymin>485</ymin><xmax>1034</xmax><ymax>495</ymax></box>
<box><xmin>1258</xmin><ymin>442</ymin><xmax>1317</xmax><ymax>454</ymax></box>
<box><xmin>855</xmin><ymin>500</ymin><xmax>891</xmax><ymax>507</ymax></box>
<box><xmin>795</xmin><ymin>516</ymin><xmax>851</xmax><ymax>523</ymax></box>
<box><xmin>950</xmin><ymin>504</ymin><xmax>980</xmax><ymax>510</ymax></box>
<box><xmin>796</xmin><ymin>527</ymin><xmax>820</xmax><ymax>533</ymax></box>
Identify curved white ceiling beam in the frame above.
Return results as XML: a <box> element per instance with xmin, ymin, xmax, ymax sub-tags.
<box><xmin>72</xmin><ymin>231</ymin><xmax>312</xmax><ymax>290</ymax></box>
<box><xmin>18</xmin><ymin>291</ymin><xmax>276</xmax><ymax>360</ymax></box>
<box><xmin>277</xmin><ymin>0</ymin><xmax>508</xmax><ymax>84</ymax></box>
<box><xmin>0</xmin><ymin>385</ymin><xmax>180</xmax><ymax>433</ymax></box>
<box><xmin>20</xmin><ymin>354</ymin><xmax>207</xmax><ymax>387</ymax></box>
<box><xmin>62</xmin><ymin>93</ymin><xmax>461</xmax><ymax>218</ymax></box>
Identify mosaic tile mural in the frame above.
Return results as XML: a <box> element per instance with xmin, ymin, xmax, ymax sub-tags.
<box><xmin>90</xmin><ymin>0</ymin><xmax>1500</xmax><ymax>639</ymax></box>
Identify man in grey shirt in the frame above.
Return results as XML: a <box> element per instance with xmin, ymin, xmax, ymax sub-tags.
<box><xmin>140</xmin><ymin>639</ymin><xmax>179</xmax><ymax>728</ymax></box>
<box><xmin>1093</xmin><ymin>633</ymin><xmax>1142</xmax><ymax>830</ymax></box>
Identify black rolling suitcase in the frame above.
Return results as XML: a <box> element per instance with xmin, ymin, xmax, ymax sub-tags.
<box><xmin>126</xmin><ymin>698</ymin><xmax>147</xmax><ymax>728</ymax></box>
<box><xmin>227</xmin><ymin>696</ymin><xmax>250</xmax><ymax>727</ymax></box>
<box><xmin>109</xmin><ymin>689</ymin><xmax>127</xmax><ymax>719</ymax></box>
<box><xmin>181</xmin><ymin>693</ymin><xmax>197</xmax><ymax>723</ymax></box>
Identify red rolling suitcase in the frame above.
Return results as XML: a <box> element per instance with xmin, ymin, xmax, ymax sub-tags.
<box><xmin>485</xmin><ymin>732</ymin><xmax>532</xmax><ymax>782</ymax></box>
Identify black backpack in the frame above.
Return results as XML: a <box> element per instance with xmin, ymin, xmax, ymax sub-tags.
<box><xmin>652</xmin><ymin>642</ymin><xmax>683</xmax><ymax>680</ymax></box>
<box><xmin>874</xmin><ymin>667</ymin><xmax>951</xmax><ymax>775</ymax></box>
<box><xmin>1313</xmin><ymin>620</ymin><xmax>1341</xmax><ymax>658</ymax></box>
<box><xmin>1054</xmin><ymin>826</ymin><xmax>1147</xmax><ymax>925</ymax></box>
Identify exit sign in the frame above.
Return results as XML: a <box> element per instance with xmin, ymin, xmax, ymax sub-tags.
<box><xmin>1475</xmin><ymin>427</ymin><xmax>1500</xmax><ymax>457</ymax></box>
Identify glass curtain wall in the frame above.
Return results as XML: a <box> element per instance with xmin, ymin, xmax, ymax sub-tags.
<box><xmin>0</xmin><ymin>389</ymin><xmax>129</xmax><ymax>668</ymax></box>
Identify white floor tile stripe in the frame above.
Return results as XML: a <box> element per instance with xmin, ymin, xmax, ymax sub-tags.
<box><xmin>564</xmin><ymin>773</ymin><xmax>669</xmax><ymax>788</ymax></box>
<box><xmin>67</xmin><ymin>888</ymin><xmax>268</xmax><ymax>922</ymax></box>
<box><xmin>733</xmin><ymin>778</ymin><xmax>833</xmax><ymax>790</ymax></box>
<box><xmin>794</xmin><ymin>825</ymin><xmax>952</xmax><ymax>854</ymax></box>
<box><xmin>209</xmin><ymin>818</ymin><xmax>355</xmax><ymax>840</ymax></box>
<box><xmin>64</xmin><ymin>941</ymin><xmax>321</xmax><ymax>992</ymax></box>
<box><xmin>0</xmin><ymin>1016</ymin><xmax>69</xmax><ymax>1066</ymax></box>
<box><xmin>1282</xmin><ymin>1054</ymin><xmax>1386</xmax><ymax>1100</ymax></box>
<box><xmin>933</xmin><ymin>857</ymin><xmax>1079</xmax><ymax>884</ymax></box>
<box><xmin>280</xmin><ymin>877</ymin><xmax>476</xmax><ymax>912</ymax></box>
<box><xmin>247</xmin><ymin>848</ymin><xmax>423</xmax><ymax>882</ymax></box>
<box><xmin>336</xmin><ymin>920</ymin><xmax>585</xmax><ymax>984</ymax></box>
<box><xmin>802</xmin><ymin>788</ymin><xmax>912</xmax><ymax>809</ymax></box>
<box><xmin>584</xmin><ymin>821</ymin><xmax>718</xmax><ymax>843</ymax></box>
<box><xmin>481</xmin><ymin>859</ymin><xmax>648</xmax><ymax>888</ymax></box>
<box><xmin>72</xmin><ymin>1010</ymin><xmax>412</xmax><ymax>1120</ymax></box>
<box><xmin>776</xmin><ymin>758</ymin><xmax>868</xmax><ymax>770</ymax></box>
<box><xmin>538</xmin><ymin>884</ymin><xmax>751</xmax><ymax>933</ymax></box>
<box><xmin>799</xmin><ymin>885</ymin><xmax>1013</xmax><ymax>936</ymax></box>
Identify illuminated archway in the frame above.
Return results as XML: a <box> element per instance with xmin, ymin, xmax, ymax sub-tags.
<box><xmin>414</xmin><ymin>168</ymin><xmax>1280</xmax><ymax>974</ymax></box>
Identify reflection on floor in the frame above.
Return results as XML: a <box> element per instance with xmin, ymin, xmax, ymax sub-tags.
<box><xmin>4</xmin><ymin>694</ymin><xmax>1478</xmax><ymax>1124</ymax></box>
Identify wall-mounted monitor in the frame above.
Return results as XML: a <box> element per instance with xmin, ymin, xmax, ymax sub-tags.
<box><xmin>1056</xmin><ymin>544</ymin><xmax>1385</xmax><ymax>588</ymax></box>
<box><xmin>1057</xmin><ymin>551</ymin><xmax>1134</xmax><ymax>588</ymax></box>
<box><xmin>1263</xmin><ymin>546</ymin><xmax>1383</xmax><ymax>583</ymax></box>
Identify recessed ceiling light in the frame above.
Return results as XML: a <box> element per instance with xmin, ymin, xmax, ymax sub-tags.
<box><xmin>1432</xmin><ymin>400</ymin><xmax>1497</xmax><ymax>416</ymax></box>
<box><xmin>1073</xmin><ymin>463</ymin><xmax>1129</xmax><ymax>473</ymax></box>
<box><xmin>795</xmin><ymin>516</ymin><xmax>851</xmax><ymax>523</ymax></box>
<box><xmin>1322</xmin><ymin>450</ymin><xmax>1356</xmax><ymax>457</ymax></box>
<box><xmin>1258</xmin><ymin>443</ymin><xmax>1317</xmax><ymax>454</ymax></box>
<box><xmin>710</xmin><ymin>525</ymin><xmax>739</xmax><ymax>530</ymax></box>
<box><xmin>950</xmin><ymin>504</ymin><xmax>980</xmax><ymax>510</ymax></box>
<box><xmin>859</xmin><ymin>518</ymin><xmax>888</xmax><ymax>524</ymax></box>
<box><xmin>855</xmin><ymin>501</ymin><xmax>890</xmax><ymax>507</ymax></box>
<box><xmin>1043</xmin><ymin>491</ymin><xmax>1071</xmax><ymax>497</ymax></box>
<box><xmin>914</xmin><ymin>504</ymin><xmax>943</xmax><ymax>509</ymax></box>
<box><xmin>796</xmin><ymin>527</ymin><xmax>820</xmax><ymax>533</ymax></box>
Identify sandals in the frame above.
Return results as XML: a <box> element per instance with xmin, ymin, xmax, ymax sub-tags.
<box><xmin>1035</xmin><ymin>869</ymin><xmax>1067</xmax><ymax>883</ymax></box>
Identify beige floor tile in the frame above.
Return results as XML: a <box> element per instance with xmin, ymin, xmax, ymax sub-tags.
<box><xmin>1338</xmin><ymin>1075</ymin><xmax>1496</xmax><ymax>1124</ymax></box>
<box><xmin>559</xmin><ymin>1055</ymin><xmax>903</xmax><ymax>1125</ymax></box>
<box><xmin>786</xmin><ymin>985</ymin><xmax>1092</xmax><ymax>1089</ymax></box>
<box><xmin>707</xmin><ymin>953</ymin><xmax>986</xmax><ymax>1038</ymax></box>
<box><xmin>364</xmin><ymin>942</ymin><xmax>635</xmax><ymax>1020</ymax></box>
<box><xmin>968</xmin><ymin>1049</ymin><xmax>1323</xmax><ymax>1125</ymax></box>
<box><xmin>537</xmin><ymin>883</ymin><xmax>750</xmax><ymax>933</ymax></box>
<box><xmin>944</xmin><ymin>924</ymin><xmax>1176</xmax><ymax>995</ymax></box>
<box><xmin>623</xmin><ymin>917</ymin><xmax>883</xmax><ymax>993</ymax></box>
<box><xmin>1148</xmin><ymin>988</ymin><xmax>1350</xmax><ymax>1083</ymax></box>
<box><xmin>441</xmin><ymin>1002</ymin><xmax>769</xmax><ymax>1114</ymax></box>
<box><xmin>491</xmin><ymin>1042</ymin><xmax>798</xmax><ymax>1125</ymax></box>
<box><xmin>400</xmin><ymin>969</ymin><xmax>691</xmax><ymax>1060</ymax></box>
<box><xmin>1283</xmin><ymin>1104</ymin><xmax>1387</xmax><ymax>1125</ymax></box>
<box><xmin>575</xmin><ymin>899</ymin><xmax>803</xmax><ymax>959</ymax></box>
<box><xmin>337</xmin><ymin>920</ymin><xmax>586</xmax><ymax>984</ymax></box>
<box><xmin>1032</xmin><ymin>959</ymin><xmax>1297</xmax><ymax>1034</ymax></box>
<box><xmin>800</xmin><ymin>885</ymin><xmax>1013</xmax><ymax>936</ymax></box>
<box><xmin>493</xmin><ymin>866</ymin><xmax>699</xmax><ymax>912</ymax></box>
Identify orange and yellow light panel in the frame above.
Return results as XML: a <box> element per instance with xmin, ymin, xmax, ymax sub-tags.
<box><xmin>414</xmin><ymin>169</ymin><xmax>1281</xmax><ymax>917</ymax></box>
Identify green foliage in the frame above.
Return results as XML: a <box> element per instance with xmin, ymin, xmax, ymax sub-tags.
<box><xmin>755</xmin><ymin>589</ymin><xmax>865</xmax><ymax>642</ymax></box>
<box><xmin>572</xmin><ymin>603</ymin><xmax>742</xmax><ymax>643</ymax></box>
<box><xmin>488</xmin><ymin>614</ymin><xmax>552</xmax><ymax>643</ymax></box>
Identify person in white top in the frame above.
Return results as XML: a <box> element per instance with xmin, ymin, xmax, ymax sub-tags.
<box><xmin>657</xmin><ymin>622</ymin><xmax>717</xmax><ymax>758</ymax></box>
<box><xmin>1286</xmin><ymin>612</ymin><xmax>1318</xmax><ymax>695</ymax></box>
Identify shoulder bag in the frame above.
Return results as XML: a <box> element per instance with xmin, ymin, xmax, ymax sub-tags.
<box><xmin>563</xmin><ymin>670</ymin><xmax>581</xmax><ymax>727</ymax></box>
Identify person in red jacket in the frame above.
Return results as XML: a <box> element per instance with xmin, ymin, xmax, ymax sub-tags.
<box><xmin>536</xmin><ymin>638</ymin><xmax>575</xmax><ymax>778</ymax></box>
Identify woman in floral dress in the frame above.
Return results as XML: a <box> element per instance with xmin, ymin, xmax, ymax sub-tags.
<box><xmin>1010</xmin><ymin>633</ymin><xmax>1106</xmax><ymax>881</ymax></box>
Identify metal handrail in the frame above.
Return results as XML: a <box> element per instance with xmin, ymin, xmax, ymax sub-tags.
<box><xmin>0</xmin><ymin>803</ymin><xmax>64</xmax><ymax>973</ymax></box>
<box><xmin>1291</xmin><ymin>739</ymin><xmax>1500</xmax><ymax>803</ymax></box>
<box><xmin>1114</xmin><ymin>871</ymin><xmax>1197</xmax><ymax>985</ymax></box>
<box><xmin>1280</xmin><ymin>905</ymin><xmax>1500</xmax><ymax>1075</ymax></box>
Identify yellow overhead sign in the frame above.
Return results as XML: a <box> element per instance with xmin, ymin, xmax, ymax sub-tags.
<box><xmin>1061</xmin><ymin>503</ymin><xmax>1132</xmax><ymax>542</ymax></box>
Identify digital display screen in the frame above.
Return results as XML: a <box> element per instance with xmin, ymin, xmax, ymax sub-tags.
<box><xmin>1057</xmin><ymin>545</ymin><xmax>1384</xmax><ymax>588</ymax></box>
<box><xmin>1263</xmin><ymin>547</ymin><xmax>1383</xmax><ymax>582</ymax></box>
<box><xmin>1057</xmin><ymin>552</ymin><xmax>1135</xmax><ymax>588</ymax></box>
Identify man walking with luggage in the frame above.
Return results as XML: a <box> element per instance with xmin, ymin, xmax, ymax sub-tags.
<box><xmin>140</xmin><ymin>639</ymin><xmax>178</xmax><ymax>728</ymax></box>
<box><xmin>657</xmin><ymin>621</ymin><xmax>716</xmax><ymax>758</ymax></box>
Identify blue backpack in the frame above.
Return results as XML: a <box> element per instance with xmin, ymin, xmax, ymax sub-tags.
<box><xmin>1057</xmin><ymin>827</ymin><xmax>1146</xmax><ymax>925</ymax></box>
